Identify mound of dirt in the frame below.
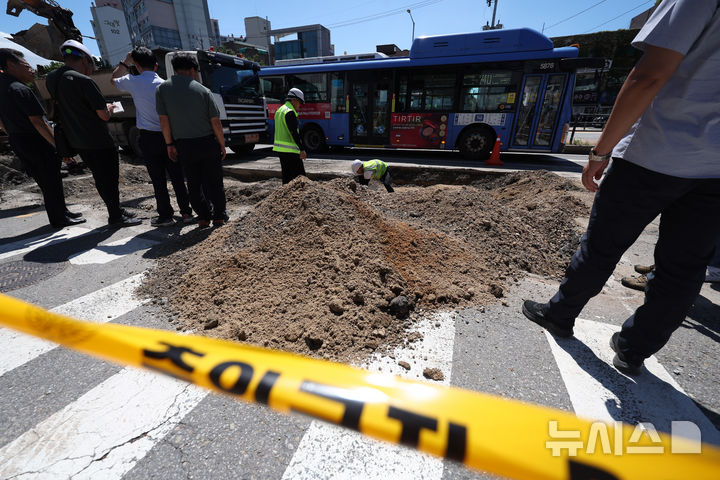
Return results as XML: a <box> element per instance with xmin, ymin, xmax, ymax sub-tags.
<box><xmin>0</xmin><ymin>153</ymin><xmax>30</xmax><ymax>192</ymax></box>
<box><xmin>139</xmin><ymin>171</ymin><xmax>591</xmax><ymax>362</ymax></box>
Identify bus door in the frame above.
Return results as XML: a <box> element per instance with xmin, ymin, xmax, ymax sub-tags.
<box><xmin>348</xmin><ymin>71</ymin><xmax>391</xmax><ymax>146</ymax></box>
<box><xmin>511</xmin><ymin>73</ymin><xmax>567</xmax><ymax>150</ymax></box>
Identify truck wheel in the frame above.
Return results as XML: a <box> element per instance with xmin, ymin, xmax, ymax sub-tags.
<box><xmin>128</xmin><ymin>126</ymin><xmax>143</xmax><ymax>160</ymax></box>
<box><xmin>302</xmin><ymin>125</ymin><xmax>326</xmax><ymax>153</ymax></box>
<box><xmin>458</xmin><ymin>126</ymin><xmax>494</xmax><ymax>161</ymax></box>
<box><xmin>235</xmin><ymin>144</ymin><xmax>255</xmax><ymax>155</ymax></box>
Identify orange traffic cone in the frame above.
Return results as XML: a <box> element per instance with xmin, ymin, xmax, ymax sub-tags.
<box><xmin>485</xmin><ymin>135</ymin><xmax>504</xmax><ymax>166</ymax></box>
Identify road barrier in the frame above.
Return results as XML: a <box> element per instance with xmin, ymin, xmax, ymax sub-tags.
<box><xmin>1</xmin><ymin>292</ymin><xmax>719</xmax><ymax>479</ymax></box>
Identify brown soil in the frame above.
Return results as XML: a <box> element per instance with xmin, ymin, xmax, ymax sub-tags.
<box><xmin>139</xmin><ymin>171</ymin><xmax>592</xmax><ymax>363</ymax></box>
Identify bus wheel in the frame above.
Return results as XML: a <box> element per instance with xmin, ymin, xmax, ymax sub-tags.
<box><xmin>302</xmin><ymin>126</ymin><xmax>327</xmax><ymax>153</ymax></box>
<box><xmin>459</xmin><ymin>127</ymin><xmax>493</xmax><ymax>160</ymax></box>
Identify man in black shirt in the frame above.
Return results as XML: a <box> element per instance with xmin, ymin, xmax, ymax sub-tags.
<box><xmin>0</xmin><ymin>48</ymin><xmax>84</xmax><ymax>228</ymax></box>
<box><xmin>47</xmin><ymin>40</ymin><xmax>140</xmax><ymax>227</ymax></box>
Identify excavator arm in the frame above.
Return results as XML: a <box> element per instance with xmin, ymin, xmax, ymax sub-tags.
<box><xmin>5</xmin><ymin>0</ymin><xmax>82</xmax><ymax>60</ymax></box>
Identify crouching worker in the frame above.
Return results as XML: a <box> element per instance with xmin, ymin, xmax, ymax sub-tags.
<box><xmin>351</xmin><ymin>159</ymin><xmax>394</xmax><ymax>193</ymax></box>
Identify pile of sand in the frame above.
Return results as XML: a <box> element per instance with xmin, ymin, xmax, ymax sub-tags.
<box><xmin>139</xmin><ymin>172</ymin><xmax>591</xmax><ymax>362</ymax></box>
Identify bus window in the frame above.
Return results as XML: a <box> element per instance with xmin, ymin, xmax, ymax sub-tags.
<box><xmin>262</xmin><ymin>76</ymin><xmax>285</xmax><ymax>104</ymax></box>
<box><xmin>331</xmin><ymin>73</ymin><xmax>345</xmax><ymax>112</ymax></box>
<box><xmin>461</xmin><ymin>71</ymin><xmax>515</xmax><ymax>112</ymax></box>
<box><xmin>408</xmin><ymin>71</ymin><xmax>456</xmax><ymax>111</ymax></box>
<box><xmin>397</xmin><ymin>73</ymin><xmax>408</xmax><ymax>112</ymax></box>
<box><xmin>286</xmin><ymin>73</ymin><xmax>328</xmax><ymax>103</ymax></box>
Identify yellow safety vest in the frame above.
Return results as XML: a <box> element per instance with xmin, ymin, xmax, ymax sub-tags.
<box><xmin>362</xmin><ymin>159</ymin><xmax>388</xmax><ymax>179</ymax></box>
<box><xmin>273</xmin><ymin>101</ymin><xmax>300</xmax><ymax>154</ymax></box>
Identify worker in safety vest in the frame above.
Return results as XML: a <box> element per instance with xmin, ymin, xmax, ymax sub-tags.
<box><xmin>351</xmin><ymin>159</ymin><xmax>394</xmax><ymax>193</ymax></box>
<box><xmin>273</xmin><ymin>88</ymin><xmax>307</xmax><ymax>184</ymax></box>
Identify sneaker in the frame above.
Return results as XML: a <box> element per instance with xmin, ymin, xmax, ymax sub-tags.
<box><xmin>706</xmin><ymin>266</ymin><xmax>720</xmax><ymax>283</ymax></box>
<box><xmin>621</xmin><ymin>274</ymin><xmax>647</xmax><ymax>292</ymax></box>
<box><xmin>151</xmin><ymin>216</ymin><xmax>175</xmax><ymax>227</ymax></box>
<box><xmin>634</xmin><ymin>264</ymin><xmax>654</xmax><ymax>275</ymax></box>
<box><xmin>181</xmin><ymin>213</ymin><xmax>195</xmax><ymax>224</ymax></box>
<box><xmin>521</xmin><ymin>300</ymin><xmax>574</xmax><ymax>337</ymax></box>
<box><xmin>108</xmin><ymin>214</ymin><xmax>142</xmax><ymax>227</ymax></box>
<box><xmin>609</xmin><ymin>332</ymin><xmax>643</xmax><ymax>375</ymax></box>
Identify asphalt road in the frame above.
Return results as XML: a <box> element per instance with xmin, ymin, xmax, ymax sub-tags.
<box><xmin>1</xmin><ymin>148</ymin><xmax>718</xmax><ymax>479</ymax></box>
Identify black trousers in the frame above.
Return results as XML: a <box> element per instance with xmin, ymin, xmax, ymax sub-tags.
<box><xmin>176</xmin><ymin>135</ymin><xmax>226</xmax><ymax>221</ymax></box>
<box><xmin>138</xmin><ymin>130</ymin><xmax>191</xmax><ymax>219</ymax></box>
<box><xmin>278</xmin><ymin>152</ymin><xmax>306</xmax><ymax>184</ymax></box>
<box><xmin>9</xmin><ymin>133</ymin><xmax>68</xmax><ymax>224</ymax></box>
<box><xmin>546</xmin><ymin>158</ymin><xmax>720</xmax><ymax>359</ymax></box>
<box><xmin>77</xmin><ymin>147</ymin><xmax>122</xmax><ymax>221</ymax></box>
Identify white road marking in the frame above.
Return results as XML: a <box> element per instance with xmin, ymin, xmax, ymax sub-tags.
<box><xmin>546</xmin><ymin>318</ymin><xmax>720</xmax><ymax>445</ymax></box>
<box><xmin>0</xmin><ymin>225</ymin><xmax>90</xmax><ymax>261</ymax></box>
<box><xmin>282</xmin><ymin>312</ymin><xmax>455</xmax><ymax>480</ymax></box>
<box><xmin>69</xmin><ymin>233</ymin><xmax>160</xmax><ymax>265</ymax></box>
<box><xmin>0</xmin><ymin>274</ymin><xmax>147</xmax><ymax>376</ymax></box>
<box><xmin>0</xmin><ymin>367</ymin><xmax>208</xmax><ymax>480</ymax></box>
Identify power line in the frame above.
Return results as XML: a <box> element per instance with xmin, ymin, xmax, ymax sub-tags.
<box><xmin>544</xmin><ymin>0</ymin><xmax>608</xmax><ymax>32</ymax></box>
<box><xmin>326</xmin><ymin>0</ymin><xmax>444</xmax><ymax>29</ymax></box>
<box><xmin>584</xmin><ymin>0</ymin><xmax>653</xmax><ymax>33</ymax></box>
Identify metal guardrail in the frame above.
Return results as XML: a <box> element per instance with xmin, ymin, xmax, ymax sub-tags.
<box><xmin>567</xmin><ymin>112</ymin><xmax>610</xmax><ymax>144</ymax></box>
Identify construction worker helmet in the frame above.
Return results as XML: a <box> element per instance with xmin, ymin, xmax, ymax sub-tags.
<box><xmin>287</xmin><ymin>87</ymin><xmax>305</xmax><ymax>103</ymax></box>
<box><xmin>60</xmin><ymin>39</ymin><xmax>93</xmax><ymax>60</ymax></box>
<box><xmin>351</xmin><ymin>159</ymin><xmax>363</xmax><ymax>174</ymax></box>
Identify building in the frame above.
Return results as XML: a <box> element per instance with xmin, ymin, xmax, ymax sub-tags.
<box><xmin>209</xmin><ymin>18</ymin><xmax>220</xmax><ymax>48</ymax></box>
<box><xmin>270</xmin><ymin>24</ymin><xmax>333</xmax><ymax>62</ymax></box>
<box><xmin>90</xmin><ymin>0</ymin><xmax>133</xmax><ymax>66</ymax></box>
<box><xmin>120</xmin><ymin>0</ymin><xmax>213</xmax><ymax>51</ymax></box>
<box><xmin>244</xmin><ymin>17</ymin><xmax>270</xmax><ymax>50</ymax></box>
<box><xmin>376</xmin><ymin>44</ymin><xmax>409</xmax><ymax>57</ymax></box>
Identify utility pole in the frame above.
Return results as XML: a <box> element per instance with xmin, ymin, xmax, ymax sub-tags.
<box><xmin>483</xmin><ymin>0</ymin><xmax>503</xmax><ymax>30</ymax></box>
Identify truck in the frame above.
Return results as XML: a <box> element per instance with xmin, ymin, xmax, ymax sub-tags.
<box><xmin>6</xmin><ymin>1</ymin><xmax>267</xmax><ymax>156</ymax></box>
<box><xmin>34</xmin><ymin>50</ymin><xmax>268</xmax><ymax>157</ymax></box>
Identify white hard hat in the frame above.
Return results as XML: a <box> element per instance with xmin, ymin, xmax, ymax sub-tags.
<box><xmin>351</xmin><ymin>159</ymin><xmax>363</xmax><ymax>174</ymax></box>
<box><xmin>287</xmin><ymin>87</ymin><xmax>305</xmax><ymax>103</ymax></box>
<box><xmin>60</xmin><ymin>39</ymin><xmax>93</xmax><ymax>61</ymax></box>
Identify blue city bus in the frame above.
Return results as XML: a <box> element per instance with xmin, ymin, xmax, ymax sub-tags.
<box><xmin>260</xmin><ymin>28</ymin><xmax>602</xmax><ymax>159</ymax></box>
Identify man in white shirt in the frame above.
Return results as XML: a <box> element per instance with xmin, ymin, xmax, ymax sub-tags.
<box><xmin>111</xmin><ymin>47</ymin><xmax>193</xmax><ymax>226</ymax></box>
<box><xmin>522</xmin><ymin>0</ymin><xmax>720</xmax><ymax>375</ymax></box>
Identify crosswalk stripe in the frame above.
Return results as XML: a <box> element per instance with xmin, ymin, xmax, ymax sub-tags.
<box><xmin>282</xmin><ymin>312</ymin><xmax>456</xmax><ymax>480</ymax></box>
<box><xmin>545</xmin><ymin>318</ymin><xmax>720</xmax><ymax>445</ymax></box>
<box><xmin>69</xmin><ymin>233</ymin><xmax>160</xmax><ymax>265</ymax></box>
<box><xmin>0</xmin><ymin>225</ymin><xmax>90</xmax><ymax>261</ymax></box>
<box><xmin>0</xmin><ymin>367</ymin><xmax>208</xmax><ymax>479</ymax></box>
<box><xmin>0</xmin><ymin>274</ymin><xmax>147</xmax><ymax>376</ymax></box>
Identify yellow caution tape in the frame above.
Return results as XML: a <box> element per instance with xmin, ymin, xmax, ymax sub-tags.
<box><xmin>1</xmin><ymin>291</ymin><xmax>719</xmax><ymax>479</ymax></box>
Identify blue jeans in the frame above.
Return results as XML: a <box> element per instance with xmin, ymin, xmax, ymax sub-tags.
<box><xmin>546</xmin><ymin>158</ymin><xmax>720</xmax><ymax>359</ymax></box>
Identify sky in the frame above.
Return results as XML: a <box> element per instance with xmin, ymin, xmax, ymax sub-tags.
<box><xmin>0</xmin><ymin>0</ymin><xmax>656</xmax><ymax>58</ymax></box>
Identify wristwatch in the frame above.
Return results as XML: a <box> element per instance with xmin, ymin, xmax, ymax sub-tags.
<box><xmin>589</xmin><ymin>148</ymin><xmax>611</xmax><ymax>162</ymax></box>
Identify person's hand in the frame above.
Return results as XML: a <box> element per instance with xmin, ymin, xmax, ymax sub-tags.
<box><xmin>61</xmin><ymin>157</ymin><xmax>74</xmax><ymax>164</ymax></box>
<box><xmin>167</xmin><ymin>145</ymin><xmax>178</xmax><ymax>162</ymax></box>
<box><xmin>582</xmin><ymin>158</ymin><xmax>610</xmax><ymax>192</ymax></box>
<box><xmin>123</xmin><ymin>52</ymin><xmax>133</xmax><ymax>66</ymax></box>
<box><xmin>300</xmin><ymin>150</ymin><xmax>307</xmax><ymax>160</ymax></box>
<box><xmin>220</xmin><ymin>145</ymin><xmax>227</xmax><ymax>161</ymax></box>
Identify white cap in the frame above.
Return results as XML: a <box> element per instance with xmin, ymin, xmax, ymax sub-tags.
<box><xmin>60</xmin><ymin>39</ymin><xmax>93</xmax><ymax>61</ymax></box>
<box><xmin>287</xmin><ymin>87</ymin><xmax>305</xmax><ymax>103</ymax></box>
<box><xmin>351</xmin><ymin>159</ymin><xmax>363</xmax><ymax>174</ymax></box>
